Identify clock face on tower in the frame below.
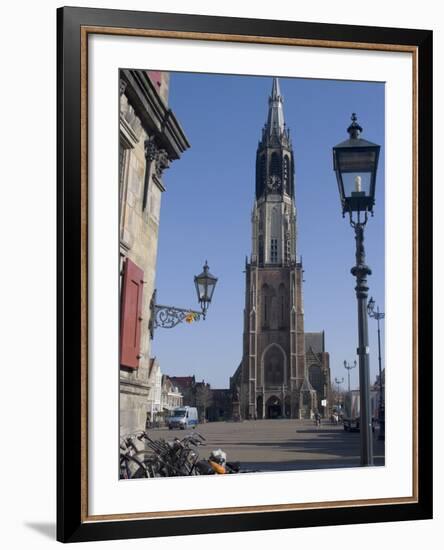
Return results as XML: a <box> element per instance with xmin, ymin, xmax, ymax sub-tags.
<box><xmin>267</xmin><ymin>174</ymin><xmax>282</xmax><ymax>193</ymax></box>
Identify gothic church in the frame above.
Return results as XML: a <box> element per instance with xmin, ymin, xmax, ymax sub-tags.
<box><xmin>231</xmin><ymin>78</ymin><xmax>331</xmax><ymax>420</ymax></box>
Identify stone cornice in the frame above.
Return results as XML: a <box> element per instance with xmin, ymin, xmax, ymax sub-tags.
<box><xmin>120</xmin><ymin>378</ymin><xmax>151</xmax><ymax>397</ymax></box>
<box><xmin>120</xmin><ymin>69</ymin><xmax>190</xmax><ymax>161</ymax></box>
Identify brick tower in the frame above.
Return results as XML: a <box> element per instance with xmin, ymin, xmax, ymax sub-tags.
<box><xmin>232</xmin><ymin>78</ymin><xmax>317</xmax><ymax>420</ymax></box>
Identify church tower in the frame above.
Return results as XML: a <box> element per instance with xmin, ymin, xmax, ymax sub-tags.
<box><xmin>232</xmin><ymin>78</ymin><xmax>318</xmax><ymax>420</ymax></box>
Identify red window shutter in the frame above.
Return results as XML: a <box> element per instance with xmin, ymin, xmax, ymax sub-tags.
<box><xmin>120</xmin><ymin>258</ymin><xmax>144</xmax><ymax>369</ymax></box>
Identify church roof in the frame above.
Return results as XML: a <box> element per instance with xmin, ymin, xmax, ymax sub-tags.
<box><xmin>305</xmin><ymin>331</ymin><xmax>325</xmax><ymax>355</ymax></box>
<box><xmin>169</xmin><ymin>376</ymin><xmax>195</xmax><ymax>389</ymax></box>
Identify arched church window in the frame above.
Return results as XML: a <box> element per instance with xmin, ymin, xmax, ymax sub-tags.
<box><xmin>260</xmin><ymin>154</ymin><xmax>266</xmax><ymax>190</ymax></box>
<box><xmin>309</xmin><ymin>365</ymin><xmax>322</xmax><ymax>392</ymax></box>
<box><xmin>270</xmin><ymin>152</ymin><xmax>281</xmax><ymax>177</ymax></box>
<box><xmin>256</xmin><ymin>153</ymin><xmax>267</xmax><ymax>198</ymax></box>
<box><xmin>270</xmin><ymin>239</ymin><xmax>278</xmax><ymax>263</ymax></box>
<box><xmin>261</xmin><ymin>284</ymin><xmax>276</xmax><ymax>328</ymax></box>
<box><xmin>264</xmin><ymin>346</ymin><xmax>285</xmax><ymax>386</ymax></box>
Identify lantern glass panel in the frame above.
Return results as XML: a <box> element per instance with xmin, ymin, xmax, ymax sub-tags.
<box><xmin>195</xmin><ymin>262</ymin><xmax>218</xmax><ymax>307</ymax></box>
<box><xmin>196</xmin><ymin>279</ymin><xmax>207</xmax><ymax>301</ymax></box>
<box><xmin>206</xmin><ymin>279</ymin><xmax>216</xmax><ymax>302</ymax></box>
<box><xmin>341</xmin><ymin>171</ymin><xmax>372</xmax><ymax>199</ymax></box>
<box><xmin>337</xmin><ymin>150</ymin><xmax>377</xmax><ymax>173</ymax></box>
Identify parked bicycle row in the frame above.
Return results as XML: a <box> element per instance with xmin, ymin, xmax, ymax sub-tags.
<box><xmin>120</xmin><ymin>430</ymin><xmax>256</xmax><ymax>479</ymax></box>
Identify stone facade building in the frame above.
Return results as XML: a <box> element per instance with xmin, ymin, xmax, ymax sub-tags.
<box><xmin>160</xmin><ymin>375</ymin><xmax>183</xmax><ymax>412</ymax></box>
<box><xmin>119</xmin><ymin>70</ymin><xmax>190</xmax><ymax>436</ymax></box>
<box><xmin>305</xmin><ymin>332</ymin><xmax>332</xmax><ymax>417</ymax></box>
<box><xmin>168</xmin><ymin>376</ymin><xmax>196</xmax><ymax>406</ymax></box>
<box><xmin>146</xmin><ymin>357</ymin><xmax>162</xmax><ymax>424</ymax></box>
<box><xmin>231</xmin><ymin>78</ymin><xmax>330</xmax><ymax>420</ymax></box>
<box><xmin>168</xmin><ymin>376</ymin><xmax>213</xmax><ymax>421</ymax></box>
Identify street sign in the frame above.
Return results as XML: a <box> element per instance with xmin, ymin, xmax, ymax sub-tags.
<box><xmin>321</xmin><ymin>399</ymin><xmax>327</xmax><ymax>407</ymax></box>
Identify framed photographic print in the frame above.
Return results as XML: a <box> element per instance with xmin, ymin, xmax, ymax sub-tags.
<box><xmin>57</xmin><ymin>6</ymin><xmax>433</xmax><ymax>543</ymax></box>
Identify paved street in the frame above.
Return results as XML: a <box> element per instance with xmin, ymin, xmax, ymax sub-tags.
<box><xmin>150</xmin><ymin>419</ymin><xmax>385</xmax><ymax>472</ymax></box>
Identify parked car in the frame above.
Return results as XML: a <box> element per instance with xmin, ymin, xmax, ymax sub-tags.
<box><xmin>167</xmin><ymin>406</ymin><xmax>199</xmax><ymax>430</ymax></box>
<box><xmin>343</xmin><ymin>390</ymin><xmax>378</xmax><ymax>432</ymax></box>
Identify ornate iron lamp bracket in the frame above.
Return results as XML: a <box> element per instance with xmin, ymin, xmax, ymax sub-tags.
<box><xmin>149</xmin><ymin>290</ymin><xmax>203</xmax><ymax>339</ymax></box>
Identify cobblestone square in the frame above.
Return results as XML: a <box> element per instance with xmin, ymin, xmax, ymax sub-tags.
<box><xmin>151</xmin><ymin>418</ymin><xmax>385</xmax><ymax>472</ymax></box>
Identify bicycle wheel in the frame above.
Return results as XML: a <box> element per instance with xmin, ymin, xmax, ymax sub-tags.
<box><xmin>132</xmin><ymin>451</ymin><xmax>161</xmax><ymax>478</ymax></box>
<box><xmin>119</xmin><ymin>454</ymin><xmax>149</xmax><ymax>479</ymax></box>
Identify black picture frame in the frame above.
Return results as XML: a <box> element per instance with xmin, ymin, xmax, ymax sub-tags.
<box><xmin>57</xmin><ymin>6</ymin><xmax>433</xmax><ymax>543</ymax></box>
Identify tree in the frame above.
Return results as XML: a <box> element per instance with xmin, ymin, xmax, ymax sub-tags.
<box><xmin>195</xmin><ymin>383</ymin><xmax>212</xmax><ymax>421</ymax></box>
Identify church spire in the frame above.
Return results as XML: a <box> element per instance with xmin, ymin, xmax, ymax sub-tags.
<box><xmin>256</xmin><ymin>78</ymin><xmax>294</xmax><ymax>200</ymax></box>
<box><xmin>266</xmin><ymin>77</ymin><xmax>285</xmax><ymax>138</ymax></box>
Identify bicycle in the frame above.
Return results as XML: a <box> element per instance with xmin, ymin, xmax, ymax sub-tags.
<box><xmin>135</xmin><ymin>431</ymin><xmax>206</xmax><ymax>477</ymax></box>
<box><xmin>119</xmin><ymin>433</ymin><xmax>158</xmax><ymax>479</ymax></box>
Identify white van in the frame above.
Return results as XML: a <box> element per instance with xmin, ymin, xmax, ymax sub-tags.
<box><xmin>167</xmin><ymin>406</ymin><xmax>199</xmax><ymax>430</ymax></box>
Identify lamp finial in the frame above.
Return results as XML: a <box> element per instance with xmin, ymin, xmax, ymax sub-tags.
<box><xmin>347</xmin><ymin>112</ymin><xmax>363</xmax><ymax>139</ymax></box>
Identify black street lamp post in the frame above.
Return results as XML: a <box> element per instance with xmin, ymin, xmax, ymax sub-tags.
<box><xmin>344</xmin><ymin>359</ymin><xmax>357</xmax><ymax>392</ymax></box>
<box><xmin>333</xmin><ymin>113</ymin><xmax>380</xmax><ymax>467</ymax></box>
<box><xmin>149</xmin><ymin>261</ymin><xmax>218</xmax><ymax>338</ymax></box>
<box><xmin>368</xmin><ymin>297</ymin><xmax>385</xmax><ymax>440</ymax></box>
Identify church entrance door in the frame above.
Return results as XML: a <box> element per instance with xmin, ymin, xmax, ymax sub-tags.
<box><xmin>266</xmin><ymin>396</ymin><xmax>282</xmax><ymax>419</ymax></box>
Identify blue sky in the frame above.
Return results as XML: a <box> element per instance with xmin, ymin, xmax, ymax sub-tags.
<box><xmin>151</xmin><ymin>72</ymin><xmax>385</xmax><ymax>391</ymax></box>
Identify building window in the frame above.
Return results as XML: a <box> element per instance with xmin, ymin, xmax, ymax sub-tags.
<box><xmin>270</xmin><ymin>239</ymin><xmax>278</xmax><ymax>263</ymax></box>
<box><xmin>309</xmin><ymin>365</ymin><xmax>322</xmax><ymax>392</ymax></box>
